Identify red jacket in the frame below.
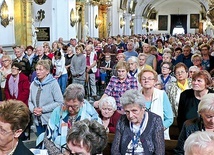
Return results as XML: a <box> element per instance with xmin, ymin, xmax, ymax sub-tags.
<box><xmin>5</xmin><ymin>73</ymin><xmax>30</xmax><ymax>106</ymax></box>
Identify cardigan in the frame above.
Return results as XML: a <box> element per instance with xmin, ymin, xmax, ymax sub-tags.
<box><xmin>144</xmin><ymin>88</ymin><xmax>173</xmax><ymax>139</ymax></box>
<box><xmin>98</xmin><ymin>110</ymin><xmax>121</xmax><ymax>133</ymax></box>
<box><xmin>177</xmin><ymin>88</ymin><xmax>214</xmax><ymax>131</ymax></box>
<box><xmin>111</xmin><ymin>112</ymin><xmax>165</xmax><ymax>155</ymax></box>
<box><xmin>174</xmin><ymin>117</ymin><xmax>203</xmax><ymax>155</ymax></box>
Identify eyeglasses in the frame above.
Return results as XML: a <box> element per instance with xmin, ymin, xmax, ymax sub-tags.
<box><xmin>175</xmin><ymin>71</ymin><xmax>186</xmax><ymax>75</ymax></box>
<box><xmin>141</xmin><ymin>77</ymin><xmax>155</xmax><ymax>81</ymax></box>
<box><xmin>64</xmin><ymin>103</ymin><xmax>80</xmax><ymax>110</ymax></box>
<box><xmin>62</xmin><ymin>145</ymin><xmax>86</xmax><ymax>155</ymax></box>
<box><xmin>161</xmin><ymin>66</ymin><xmax>169</xmax><ymax>70</ymax></box>
<box><xmin>2</xmin><ymin>60</ymin><xmax>10</xmax><ymax>63</ymax></box>
<box><xmin>11</xmin><ymin>67</ymin><xmax>20</xmax><ymax>71</ymax></box>
<box><xmin>0</xmin><ymin>127</ymin><xmax>13</xmax><ymax>135</ymax></box>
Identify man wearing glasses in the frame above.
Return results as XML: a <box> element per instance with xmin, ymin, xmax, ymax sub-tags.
<box><xmin>36</xmin><ymin>83</ymin><xmax>101</xmax><ymax>155</ymax></box>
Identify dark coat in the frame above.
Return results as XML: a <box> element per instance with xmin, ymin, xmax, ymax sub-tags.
<box><xmin>13</xmin><ymin>140</ymin><xmax>33</xmax><ymax>155</ymax></box>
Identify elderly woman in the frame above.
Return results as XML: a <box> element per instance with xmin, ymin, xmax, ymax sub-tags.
<box><xmin>188</xmin><ymin>66</ymin><xmax>200</xmax><ymax>79</ymax></box>
<box><xmin>174</xmin><ymin>93</ymin><xmax>214</xmax><ymax>154</ymax></box>
<box><xmin>29</xmin><ymin>60</ymin><xmax>64</xmax><ymax>136</ymax></box>
<box><xmin>184</xmin><ymin>131</ymin><xmax>214</xmax><ymax>155</ymax></box>
<box><xmin>138</xmin><ymin>53</ymin><xmax>152</xmax><ymax>71</ymax></box>
<box><xmin>66</xmin><ymin>119</ymin><xmax>107</xmax><ymax>155</ymax></box>
<box><xmin>191</xmin><ymin>53</ymin><xmax>203</xmax><ymax>70</ymax></box>
<box><xmin>98</xmin><ymin>96</ymin><xmax>121</xmax><ymax>133</ymax></box>
<box><xmin>94</xmin><ymin>61</ymin><xmax>138</xmax><ymax>114</ymax></box>
<box><xmin>0</xmin><ymin>100</ymin><xmax>33</xmax><ymax>155</ymax></box>
<box><xmin>0</xmin><ymin>55</ymin><xmax>12</xmax><ymax>100</ymax></box>
<box><xmin>167</xmin><ymin>62</ymin><xmax>192</xmax><ymax>116</ymax></box>
<box><xmin>177</xmin><ymin>70</ymin><xmax>214</xmax><ymax>131</ymax></box>
<box><xmin>157</xmin><ymin>61</ymin><xmax>176</xmax><ymax>91</ymax></box>
<box><xmin>138</xmin><ymin>68</ymin><xmax>173</xmax><ymax>139</ymax></box>
<box><xmin>38</xmin><ymin>83</ymin><xmax>101</xmax><ymax>154</ymax></box>
<box><xmin>5</xmin><ymin>62</ymin><xmax>30</xmax><ymax>105</ymax></box>
<box><xmin>111</xmin><ymin>89</ymin><xmax>165</xmax><ymax>155</ymax></box>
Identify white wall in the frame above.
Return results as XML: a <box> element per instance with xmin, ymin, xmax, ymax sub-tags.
<box><xmin>0</xmin><ymin>0</ymin><xmax>15</xmax><ymax>46</ymax></box>
<box><xmin>33</xmin><ymin>0</ymin><xmax>76</xmax><ymax>46</ymax></box>
<box><xmin>149</xmin><ymin>0</ymin><xmax>202</xmax><ymax>34</ymax></box>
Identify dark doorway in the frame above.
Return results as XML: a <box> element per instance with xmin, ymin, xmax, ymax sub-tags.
<box><xmin>170</xmin><ymin>15</ymin><xmax>187</xmax><ymax>35</ymax></box>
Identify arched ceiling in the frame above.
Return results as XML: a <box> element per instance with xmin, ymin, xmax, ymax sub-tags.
<box><xmin>135</xmin><ymin>0</ymin><xmax>209</xmax><ymax>18</ymax></box>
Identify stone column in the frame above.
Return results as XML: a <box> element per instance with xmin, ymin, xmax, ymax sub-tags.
<box><xmin>133</xmin><ymin>15</ymin><xmax>142</xmax><ymax>34</ymax></box>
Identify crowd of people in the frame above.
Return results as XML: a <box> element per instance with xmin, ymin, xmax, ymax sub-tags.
<box><xmin>0</xmin><ymin>33</ymin><xmax>214</xmax><ymax>154</ymax></box>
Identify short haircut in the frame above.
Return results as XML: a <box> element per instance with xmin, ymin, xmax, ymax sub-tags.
<box><xmin>161</xmin><ymin>61</ymin><xmax>173</xmax><ymax>71</ymax></box>
<box><xmin>115</xmin><ymin>61</ymin><xmax>129</xmax><ymax>72</ymax></box>
<box><xmin>138</xmin><ymin>53</ymin><xmax>148</xmax><ymax>59</ymax></box>
<box><xmin>163</xmin><ymin>48</ymin><xmax>172</xmax><ymax>54</ymax></box>
<box><xmin>182</xmin><ymin>45</ymin><xmax>191</xmax><ymax>51</ymax></box>
<box><xmin>63</xmin><ymin>83</ymin><xmax>85</xmax><ymax>102</ymax></box>
<box><xmin>127</xmin><ymin>56</ymin><xmax>139</xmax><ymax>66</ymax></box>
<box><xmin>138</xmin><ymin>68</ymin><xmax>158</xmax><ymax>82</ymax></box>
<box><xmin>98</xmin><ymin>96</ymin><xmax>117</xmax><ymax>111</ymax></box>
<box><xmin>184</xmin><ymin>131</ymin><xmax>214</xmax><ymax>155</ymax></box>
<box><xmin>2</xmin><ymin>55</ymin><xmax>12</xmax><ymax>61</ymax></box>
<box><xmin>200</xmin><ymin>43</ymin><xmax>210</xmax><ymax>51</ymax></box>
<box><xmin>36</xmin><ymin>59</ymin><xmax>51</xmax><ymax>72</ymax></box>
<box><xmin>191</xmin><ymin>53</ymin><xmax>202</xmax><ymax>62</ymax></box>
<box><xmin>150</xmin><ymin>46</ymin><xmax>157</xmax><ymax>51</ymax></box>
<box><xmin>0</xmin><ymin>100</ymin><xmax>30</xmax><ymax>131</ymax></box>
<box><xmin>11</xmin><ymin>62</ymin><xmax>22</xmax><ymax>71</ymax></box>
<box><xmin>189</xmin><ymin>66</ymin><xmax>200</xmax><ymax>72</ymax></box>
<box><xmin>162</xmin><ymin>52</ymin><xmax>172</xmax><ymax>59</ymax></box>
<box><xmin>174</xmin><ymin>62</ymin><xmax>188</xmax><ymax>73</ymax></box>
<box><xmin>175</xmin><ymin>47</ymin><xmax>182</xmax><ymax>52</ymax></box>
<box><xmin>75</xmin><ymin>45</ymin><xmax>84</xmax><ymax>53</ymax></box>
<box><xmin>198</xmin><ymin>93</ymin><xmax>214</xmax><ymax>113</ymax></box>
<box><xmin>67</xmin><ymin>119</ymin><xmax>107</xmax><ymax>155</ymax></box>
<box><xmin>120</xmin><ymin>89</ymin><xmax>146</xmax><ymax>108</ymax></box>
<box><xmin>192</xmin><ymin>70</ymin><xmax>212</xmax><ymax>87</ymax></box>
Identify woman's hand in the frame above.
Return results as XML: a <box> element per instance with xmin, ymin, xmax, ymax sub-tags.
<box><xmin>93</xmin><ymin>100</ymin><xmax>100</xmax><ymax>108</ymax></box>
<box><xmin>33</xmin><ymin>107</ymin><xmax>43</xmax><ymax>116</ymax></box>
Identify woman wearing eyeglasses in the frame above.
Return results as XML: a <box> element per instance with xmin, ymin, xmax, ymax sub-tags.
<box><xmin>37</xmin><ymin>83</ymin><xmax>101</xmax><ymax>155</ymax></box>
<box><xmin>167</xmin><ymin>62</ymin><xmax>192</xmax><ymax>117</ymax></box>
<box><xmin>138</xmin><ymin>68</ymin><xmax>173</xmax><ymax>139</ymax></box>
<box><xmin>0</xmin><ymin>100</ymin><xmax>33</xmax><ymax>155</ymax></box>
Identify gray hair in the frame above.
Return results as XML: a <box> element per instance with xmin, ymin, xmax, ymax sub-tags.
<box><xmin>127</xmin><ymin>56</ymin><xmax>139</xmax><ymax>66</ymax></box>
<box><xmin>120</xmin><ymin>89</ymin><xmax>146</xmax><ymax>108</ymax></box>
<box><xmin>138</xmin><ymin>53</ymin><xmax>148</xmax><ymax>59</ymax></box>
<box><xmin>98</xmin><ymin>96</ymin><xmax>117</xmax><ymax>111</ymax></box>
<box><xmin>184</xmin><ymin>131</ymin><xmax>214</xmax><ymax>155</ymax></box>
<box><xmin>63</xmin><ymin>83</ymin><xmax>85</xmax><ymax>102</ymax></box>
<box><xmin>36</xmin><ymin>59</ymin><xmax>51</xmax><ymax>72</ymax></box>
<box><xmin>198</xmin><ymin>93</ymin><xmax>214</xmax><ymax>113</ymax></box>
<box><xmin>189</xmin><ymin>66</ymin><xmax>200</xmax><ymax>72</ymax></box>
<box><xmin>67</xmin><ymin>119</ymin><xmax>107</xmax><ymax>154</ymax></box>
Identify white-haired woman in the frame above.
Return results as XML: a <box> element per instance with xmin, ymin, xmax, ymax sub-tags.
<box><xmin>174</xmin><ymin>93</ymin><xmax>214</xmax><ymax>154</ymax></box>
<box><xmin>111</xmin><ymin>89</ymin><xmax>165</xmax><ymax>155</ymax></box>
<box><xmin>184</xmin><ymin>131</ymin><xmax>214</xmax><ymax>155</ymax></box>
<box><xmin>98</xmin><ymin>96</ymin><xmax>121</xmax><ymax>133</ymax></box>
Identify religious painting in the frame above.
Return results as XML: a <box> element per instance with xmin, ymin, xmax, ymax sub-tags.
<box><xmin>120</xmin><ymin>0</ymin><xmax>128</xmax><ymax>10</ymax></box>
<box><xmin>158</xmin><ymin>15</ymin><xmax>168</xmax><ymax>30</ymax></box>
<box><xmin>190</xmin><ymin>14</ymin><xmax>199</xmax><ymax>28</ymax></box>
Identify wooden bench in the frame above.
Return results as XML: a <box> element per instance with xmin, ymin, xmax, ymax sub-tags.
<box><xmin>103</xmin><ymin>133</ymin><xmax>178</xmax><ymax>155</ymax></box>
